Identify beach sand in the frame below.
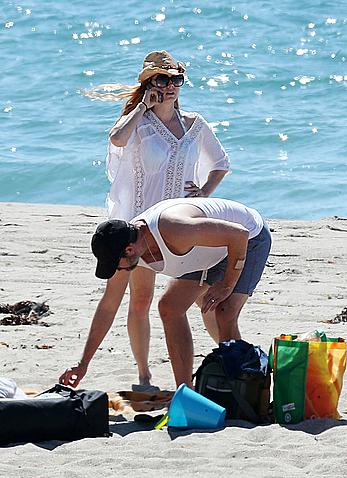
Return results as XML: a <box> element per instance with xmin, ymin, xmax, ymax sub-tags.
<box><xmin>1</xmin><ymin>202</ymin><xmax>347</xmax><ymax>477</ymax></box>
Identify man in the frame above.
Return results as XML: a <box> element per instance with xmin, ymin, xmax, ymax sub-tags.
<box><xmin>59</xmin><ymin>197</ymin><xmax>271</xmax><ymax>388</ymax></box>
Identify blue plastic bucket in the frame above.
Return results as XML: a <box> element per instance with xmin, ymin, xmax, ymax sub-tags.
<box><xmin>168</xmin><ymin>384</ymin><xmax>226</xmax><ymax>429</ymax></box>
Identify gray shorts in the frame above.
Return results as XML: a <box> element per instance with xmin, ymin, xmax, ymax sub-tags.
<box><xmin>177</xmin><ymin>223</ymin><xmax>272</xmax><ymax>296</ymax></box>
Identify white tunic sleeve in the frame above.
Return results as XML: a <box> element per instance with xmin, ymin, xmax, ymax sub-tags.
<box><xmin>105</xmin><ymin>128</ymin><xmax>138</xmax><ymax>220</ymax></box>
<box><xmin>106</xmin><ymin>128</ymin><xmax>137</xmax><ymax>182</ymax></box>
<box><xmin>194</xmin><ymin>115</ymin><xmax>230</xmax><ymax>187</ymax></box>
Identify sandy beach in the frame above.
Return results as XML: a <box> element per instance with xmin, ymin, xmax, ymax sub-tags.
<box><xmin>1</xmin><ymin>201</ymin><xmax>347</xmax><ymax>477</ymax></box>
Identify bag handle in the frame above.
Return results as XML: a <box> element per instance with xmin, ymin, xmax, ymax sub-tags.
<box><xmin>36</xmin><ymin>384</ymin><xmax>79</xmax><ymax>398</ymax></box>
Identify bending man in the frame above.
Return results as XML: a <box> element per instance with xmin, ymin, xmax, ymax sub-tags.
<box><xmin>59</xmin><ymin>197</ymin><xmax>271</xmax><ymax>388</ymax></box>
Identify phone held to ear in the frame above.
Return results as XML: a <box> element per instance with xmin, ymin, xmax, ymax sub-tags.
<box><xmin>146</xmin><ymin>84</ymin><xmax>163</xmax><ymax>103</ymax></box>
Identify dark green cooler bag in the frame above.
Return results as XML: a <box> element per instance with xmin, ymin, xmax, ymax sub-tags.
<box><xmin>194</xmin><ymin>340</ymin><xmax>271</xmax><ymax>423</ymax></box>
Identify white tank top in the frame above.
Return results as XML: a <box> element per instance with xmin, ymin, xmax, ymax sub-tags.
<box><xmin>132</xmin><ymin>197</ymin><xmax>263</xmax><ymax>277</ymax></box>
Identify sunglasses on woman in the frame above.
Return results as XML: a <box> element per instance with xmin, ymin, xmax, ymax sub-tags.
<box><xmin>151</xmin><ymin>74</ymin><xmax>185</xmax><ymax>88</ymax></box>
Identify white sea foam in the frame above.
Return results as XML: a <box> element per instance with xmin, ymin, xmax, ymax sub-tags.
<box><xmin>154</xmin><ymin>13</ymin><xmax>166</xmax><ymax>22</ymax></box>
<box><xmin>296</xmin><ymin>48</ymin><xmax>308</xmax><ymax>56</ymax></box>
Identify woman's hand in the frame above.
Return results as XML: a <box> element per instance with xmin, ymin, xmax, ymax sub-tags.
<box><xmin>59</xmin><ymin>362</ymin><xmax>88</xmax><ymax>388</ymax></box>
<box><xmin>142</xmin><ymin>86</ymin><xmax>164</xmax><ymax>109</ymax></box>
<box><xmin>185</xmin><ymin>171</ymin><xmax>227</xmax><ymax>198</ymax></box>
<box><xmin>184</xmin><ymin>181</ymin><xmax>207</xmax><ymax>197</ymax></box>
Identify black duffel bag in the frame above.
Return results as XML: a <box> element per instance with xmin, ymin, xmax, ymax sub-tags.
<box><xmin>0</xmin><ymin>384</ymin><xmax>110</xmax><ymax>446</ymax></box>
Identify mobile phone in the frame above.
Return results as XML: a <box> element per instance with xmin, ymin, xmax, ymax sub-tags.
<box><xmin>158</xmin><ymin>91</ymin><xmax>164</xmax><ymax>103</ymax></box>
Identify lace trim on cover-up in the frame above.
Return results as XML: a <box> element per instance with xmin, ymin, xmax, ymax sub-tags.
<box><xmin>146</xmin><ymin>110</ymin><xmax>204</xmax><ymax>200</ymax></box>
<box><xmin>133</xmin><ymin>144</ymin><xmax>145</xmax><ymax>216</ymax></box>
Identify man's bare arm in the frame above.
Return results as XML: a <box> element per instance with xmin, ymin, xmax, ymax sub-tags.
<box><xmin>161</xmin><ymin>217</ymin><xmax>248</xmax><ymax>263</ymax></box>
<box><xmin>59</xmin><ymin>271</ymin><xmax>129</xmax><ymax>387</ymax></box>
<box><xmin>160</xmin><ymin>217</ymin><xmax>249</xmax><ymax>311</ymax></box>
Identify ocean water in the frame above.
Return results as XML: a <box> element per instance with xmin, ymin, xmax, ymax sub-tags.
<box><xmin>1</xmin><ymin>0</ymin><xmax>346</xmax><ymax>219</ymax></box>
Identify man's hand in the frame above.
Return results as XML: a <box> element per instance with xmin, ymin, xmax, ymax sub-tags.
<box><xmin>201</xmin><ymin>281</ymin><xmax>233</xmax><ymax>313</ymax></box>
<box><xmin>59</xmin><ymin>362</ymin><xmax>88</xmax><ymax>388</ymax></box>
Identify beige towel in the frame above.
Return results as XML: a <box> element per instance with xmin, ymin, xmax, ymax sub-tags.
<box><xmin>107</xmin><ymin>390</ymin><xmax>173</xmax><ymax>416</ymax></box>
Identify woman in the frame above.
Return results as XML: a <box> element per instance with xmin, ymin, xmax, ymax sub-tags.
<box><xmin>89</xmin><ymin>50</ymin><xmax>229</xmax><ymax>388</ymax></box>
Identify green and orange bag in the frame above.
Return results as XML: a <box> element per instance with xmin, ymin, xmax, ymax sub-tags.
<box><xmin>269</xmin><ymin>333</ymin><xmax>346</xmax><ymax>424</ymax></box>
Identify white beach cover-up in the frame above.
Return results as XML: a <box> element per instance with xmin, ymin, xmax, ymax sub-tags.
<box><xmin>106</xmin><ymin>110</ymin><xmax>230</xmax><ymax>220</ymax></box>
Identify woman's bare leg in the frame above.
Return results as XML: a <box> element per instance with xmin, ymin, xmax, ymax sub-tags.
<box><xmin>128</xmin><ymin>267</ymin><xmax>156</xmax><ymax>385</ymax></box>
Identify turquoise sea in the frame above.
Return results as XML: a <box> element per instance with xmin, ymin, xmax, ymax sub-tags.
<box><xmin>1</xmin><ymin>1</ymin><xmax>346</xmax><ymax>219</ymax></box>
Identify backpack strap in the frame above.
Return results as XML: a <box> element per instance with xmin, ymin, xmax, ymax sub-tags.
<box><xmin>193</xmin><ymin>353</ymin><xmax>219</xmax><ymax>387</ymax></box>
<box><xmin>228</xmin><ymin>386</ymin><xmax>259</xmax><ymax>423</ymax></box>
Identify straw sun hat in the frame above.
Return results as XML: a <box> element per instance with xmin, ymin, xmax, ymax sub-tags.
<box><xmin>84</xmin><ymin>50</ymin><xmax>185</xmax><ymax>102</ymax></box>
<box><xmin>138</xmin><ymin>50</ymin><xmax>185</xmax><ymax>83</ymax></box>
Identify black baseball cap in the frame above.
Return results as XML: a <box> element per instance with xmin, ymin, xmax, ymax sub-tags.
<box><xmin>91</xmin><ymin>220</ymin><xmax>137</xmax><ymax>279</ymax></box>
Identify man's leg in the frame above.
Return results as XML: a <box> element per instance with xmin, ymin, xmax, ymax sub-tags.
<box><xmin>158</xmin><ymin>279</ymin><xmax>209</xmax><ymax>388</ymax></box>
<box><xmin>194</xmin><ymin>295</ymin><xmax>219</xmax><ymax>344</ymax></box>
<box><xmin>128</xmin><ymin>267</ymin><xmax>156</xmax><ymax>385</ymax></box>
<box><xmin>212</xmin><ymin>223</ymin><xmax>271</xmax><ymax>341</ymax></box>
<box><xmin>215</xmin><ymin>292</ymin><xmax>249</xmax><ymax>342</ymax></box>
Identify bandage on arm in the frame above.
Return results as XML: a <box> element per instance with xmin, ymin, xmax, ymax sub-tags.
<box><xmin>234</xmin><ymin>258</ymin><xmax>246</xmax><ymax>270</ymax></box>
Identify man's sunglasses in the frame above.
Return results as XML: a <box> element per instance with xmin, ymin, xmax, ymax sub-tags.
<box><xmin>116</xmin><ymin>249</ymin><xmax>139</xmax><ymax>272</ymax></box>
<box><xmin>151</xmin><ymin>74</ymin><xmax>185</xmax><ymax>88</ymax></box>
<box><xmin>116</xmin><ymin>263</ymin><xmax>137</xmax><ymax>272</ymax></box>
